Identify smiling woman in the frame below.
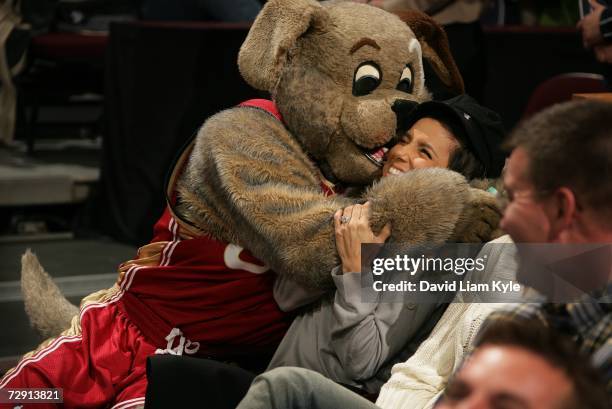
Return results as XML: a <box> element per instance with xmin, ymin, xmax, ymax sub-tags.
<box><xmin>382</xmin><ymin>117</ymin><xmax>458</xmax><ymax>177</ymax></box>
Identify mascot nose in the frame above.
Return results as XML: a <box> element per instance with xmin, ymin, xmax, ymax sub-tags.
<box><xmin>392</xmin><ymin>99</ymin><xmax>418</xmax><ymax>133</ymax></box>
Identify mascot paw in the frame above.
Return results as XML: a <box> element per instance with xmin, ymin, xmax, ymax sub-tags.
<box><xmin>452</xmin><ymin>188</ymin><xmax>502</xmax><ymax>243</ymax></box>
<box><xmin>367</xmin><ymin>168</ymin><xmax>470</xmax><ymax>245</ymax></box>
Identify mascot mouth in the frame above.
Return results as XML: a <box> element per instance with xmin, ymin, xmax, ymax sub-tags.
<box><xmin>364</xmin><ymin>146</ymin><xmax>389</xmax><ymax>167</ymax></box>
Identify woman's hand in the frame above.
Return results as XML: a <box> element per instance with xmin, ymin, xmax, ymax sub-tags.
<box><xmin>334</xmin><ymin>202</ymin><xmax>392</xmax><ymax>273</ymax></box>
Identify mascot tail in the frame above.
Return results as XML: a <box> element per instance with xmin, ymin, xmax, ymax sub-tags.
<box><xmin>21</xmin><ymin>249</ymin><xmax>79</xmax><ymax>338</ymax></box>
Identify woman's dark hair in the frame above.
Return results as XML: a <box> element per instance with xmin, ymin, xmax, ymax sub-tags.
<box><xmin>448</xmin><ymin>145</ymin><xmax>486</xmax><ymax>181</ymax></box>
<box><xmin>426</xmin><ymin>111</ymin><xmax>487</xmax><ymax>180</ymax></box>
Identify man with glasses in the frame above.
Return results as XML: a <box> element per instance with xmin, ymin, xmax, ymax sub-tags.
<box><xmin>477</xmin><ymin>99</ymin><xmax>612</xmax><ymax>396</ymax></box>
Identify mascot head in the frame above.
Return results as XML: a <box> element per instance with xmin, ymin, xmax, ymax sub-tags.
<box><xmin>239</xmin><ymin>0</ymin><xmax>463</xmax><ymax>184</ymax></box>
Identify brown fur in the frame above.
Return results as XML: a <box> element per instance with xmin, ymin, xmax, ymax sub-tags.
<box><xmin>451</xmin><ymin>187</ymin><xmax>504</xmax><ymax>242</ymax></box>
<box><xmin>394</xmin><ymin>9</ymin><xmax>464</xmax><ymax>94</ymax></box>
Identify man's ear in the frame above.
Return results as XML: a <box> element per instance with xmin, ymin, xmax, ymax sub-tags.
<box><xmin>238</xmin><ymin>0</ymin><xmax>329</xmax><ymax>92</ymax></box>
<box><xmin>394</xmin><ymin>10</ymin><xmax>464</xmax><ymax>95</ymax></box>
<box><xmin>549</xmin><ymin>187</ymin><xmax>577</xmax><ymax>241</ymax></box>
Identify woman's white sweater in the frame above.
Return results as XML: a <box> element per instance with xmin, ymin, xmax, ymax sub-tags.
<box><xmin>376</xmin><ymin>235</ymin><xmax>518</xmax><ymax>409</ymax></box>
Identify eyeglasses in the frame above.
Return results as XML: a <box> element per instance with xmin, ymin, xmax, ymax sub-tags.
<box><xmin>495</xmin><ymin>189</ymin><xmax>553</xmax><ymax>212</ymax></box>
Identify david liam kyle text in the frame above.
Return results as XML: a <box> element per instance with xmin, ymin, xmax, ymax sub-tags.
<box><xmin>373</xmin><ymin>280</ymin><xmax>522</xmax><ymax>293</ymax></box>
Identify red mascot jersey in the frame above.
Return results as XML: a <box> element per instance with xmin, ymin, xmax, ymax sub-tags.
<box><xmin>117</xmin><ymin>99</ymin><xmax>294</xmax><ymax>359</ymax></box>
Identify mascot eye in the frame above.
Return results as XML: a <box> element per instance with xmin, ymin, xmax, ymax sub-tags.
<box><xmin>396</xmin><ymin>65</ymin><xmax>413</xmax><ymax>94</ymax></box>
<box><xmin>353</xmin><ymin>63</ymin><xmax>381</xmax><ymax>96</ymax></box>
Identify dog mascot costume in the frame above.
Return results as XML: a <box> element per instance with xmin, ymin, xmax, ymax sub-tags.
<box><xmin>2</xmin><ymin>1</ymin><xmax>500</xmax><ymax>408</ymax></box>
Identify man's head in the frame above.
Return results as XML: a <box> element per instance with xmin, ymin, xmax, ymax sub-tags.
<box><xmin>500</xmin><ymin>100</ymin><xmax>612</xmax><ymax>243</ymax></box>
<box><xmin>437</xmin><ymin>319</ymin><xmax>608</xmax><ymax>409</ymax></box>
<box><xmin>383</xmin><ymin>94</ymin><xmax>506</xmax><ymax>180</ymax></box>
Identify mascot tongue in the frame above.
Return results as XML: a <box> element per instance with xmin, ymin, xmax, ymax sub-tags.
<box><xmin>365</xmin><ymin>146</ymin><xmax>388</xmax><ymax>167</ymax></box>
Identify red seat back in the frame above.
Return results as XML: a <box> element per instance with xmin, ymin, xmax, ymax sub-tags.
<box><xmin>523</xmin><ymin>73</ymin><xmax>606</xmax><ymax>119</ymax></box>
<box><xmin>31</xmin><ymin>33</ymin><xmax>108</xmax><ymax>61</ymax></box>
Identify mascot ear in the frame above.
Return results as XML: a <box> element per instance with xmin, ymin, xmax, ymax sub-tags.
<box><xmin>395</xmin><ymin>10</ymin><xmax>465</xmax><ymax>95</ymax></box>
<box><xmin>238</xmin><ymin>0</ymin><xmax>329</xmax><ymax>92</ymax></box>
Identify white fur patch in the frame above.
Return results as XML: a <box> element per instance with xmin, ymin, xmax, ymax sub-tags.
<box><xmin>408</xmin><ymin>38</ymin><xmax>425</xmax><ymax>91</ymax></box>
<box><xmin>408</xmin><ymin>38</ymin><xmax>421</xmax><ymax>56</ymax></box>
<box><xmin>224</xmin><ymin>244</ymin><xmax>269</xmax><ymax>274</ymax></box>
